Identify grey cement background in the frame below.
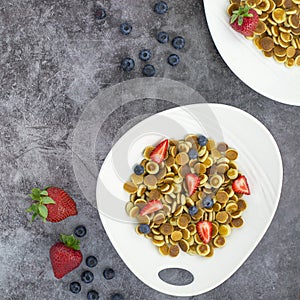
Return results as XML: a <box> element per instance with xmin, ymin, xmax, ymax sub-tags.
<box><xmin>0</xmin><ymin>0</ymin><xmax>299</xmax><ymax>299</ymax></box>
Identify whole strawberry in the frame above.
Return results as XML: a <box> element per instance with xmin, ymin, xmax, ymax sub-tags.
<box><xmin>230</xmin><ymin>5</ymin><xmax>259</xmax><ymax>36</ymax></box>
<box><xmin>50</xmin><ymin>234</ymin><xmax>83</xmax><ymax>279</ymax></box>
<box><xmin>26</xmin><ymin>187</ymin><xmax>77</xmax><ymax>222</ymax></box>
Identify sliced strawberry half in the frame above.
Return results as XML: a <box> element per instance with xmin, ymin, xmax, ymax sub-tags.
<box><xmin>139</xmin><ymin>200</ymin><xmax>163</xmax><ymax>216</ymax></box>
<box><xmin>186</xmin><ymin>173</ymin><xmax>200</xmax><ymax>196</ymax></box>
<box><xmin>196</xmin><ymin>221</ymin><xmax>212</xmax><ymax>244</ymax></box>
<box><xmin>232</xmin><ymin>175</ymin><xmax>250</xmax><ymax>195</ymax></box>
<box><xmin>150</xmin><ymin>139</ymin><xmax>169</xmax><ymax>164</ymax></box>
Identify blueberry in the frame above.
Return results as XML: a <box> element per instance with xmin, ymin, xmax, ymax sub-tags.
<box><xmin>81</xmin><ymin>271</ymin><xmax>94</xmax><ymax>284</ymax></box>
<box><xmin>94</xmin><ymin>8</ymin><xmax>106</xmax><ymax>20</ymax></box>
<box><xmin>134</xmin><ymin>164</ymin><xmax>144</xmax><ymax>175</ymax></box>
<box><xmin>172</xmin><ymin>36</ymin><xmax>185</xmax><ymax>50</ymax></box>
<box><xmin>86</xmin><ymin>256</ymin><xmax>98</xmax><ymax>268</ymax></box>
<box><xmin>167</xmin><ymin>54</ymin><xmax>180</xmax><ymax>66</ymax></box>
<box><xmin>121</xmin><ymin>58</ymin><xmax>135</xmax><ymax>72</ymax></box>
<box><xmin>202</xmin><ymin>196</ymin><xmax>214</xmax><ymax>209</ymax></box>
<box><xmin>70</xmin><ymin>282</ymin><xmax>81</xmax><ymax>294</ymax></box>
<box><xmin>139</xmin><ymin>49</ymin><xmax>152</xmax><ymax>62</ymax></box>
<box><xmin>87</xmin><ymin>290</ymin><xmax>99</xmax><ymax>300</ymax></box>
<box><xmin>120</xmin><ymin>22</ymin><xmax>132</xmax><ymax>35</ymax></box>
<box><xmin>138</xmin><ymin>224</ymin><xmax>150</xmax><ymax>234</ymax></box>
<box><xmin>142</xmin><ymin>64</ymin><xmax>156</xmax><ymax>77</ymax></box>
<box><xmin>154</xmin><ymin>1</ymin><xmax>168</xmax><ymax>14</ymax></box>
<box><xmin>188</xmin><ymin>206</ymin><xmax>198</xmax><ymax>216</ymax></box>
<box><xmin>157</xmin><ymin>31</ymin><xmax>169</xmax><ymax>44</ymax></box>
<box><xmin>198</xmin><ymin>135</ymin><xmax>208</xmax><ymax>146</ymax></box>
<box><xmin>188</xmin><ymin>149</ymin><xmax>198</xmax><ymax>159</ymax></box>
<box><xmin>103</xmin><ymin>267</ymin><xmax>115</xmax><ymax>280</ymax></box>
<box><xmin>111</xmin><ymin>293</ymin><xmax>124</xmax><ymax>300</ymax></box>
<box><xmin>74</xmin><ymin>225</ymin><xmax>87</xmax><ymax>238</ymax></box>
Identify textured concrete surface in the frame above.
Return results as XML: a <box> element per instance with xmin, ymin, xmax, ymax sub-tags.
<box><xmin>0</xmin><ymin>0</ymin><xmax>299</xmax><ymax>299</ymax></box>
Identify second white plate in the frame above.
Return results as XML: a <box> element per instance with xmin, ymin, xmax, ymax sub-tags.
<box><xmin>96</xmin><ymin>103</ymin><xmax>282</xmax><ymax>296</ymax></box>
<box><xmin>204</xmin><ymin>0</ymin><xmax>300</xmax><ymax>106</ymax></box>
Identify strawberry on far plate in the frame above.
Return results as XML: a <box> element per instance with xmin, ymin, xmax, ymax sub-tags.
<box><xmin>50</xmin><ymin>234</ymin><xmax>83</xmax><ymax>279</ymax></box>
<box><xmin>230</xmin><ymin>4</ymin><xmax>259</xmax><ymax>36</ymax></box>
<box><xmin>26</xmin><ymin>187</ymin><xmax>77</xmax><ymax>222</ymax></box>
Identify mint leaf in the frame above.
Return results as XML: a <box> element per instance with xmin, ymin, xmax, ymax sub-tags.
<box><xmin>40</xmin><ymin>190</ymin><xmax>48</xmax><ymax>196</ymax></box>
<box><xmin>42</xmin><ymin>197</ymin><xmax>55</xmax><ymax>205</ymax></box>
<box><xmin>38</xmin><ymin>205</ymin><xmax>48</xmax><ymax>219</ymax></box>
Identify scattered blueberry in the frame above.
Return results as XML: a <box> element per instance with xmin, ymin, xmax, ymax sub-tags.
<box><xmin>111</xmin><ymin>293</ymin><xmax>124</xmax><ymax>300</ymax></box>
<box><xmin>188</xmin><ymin>206</ymin><xmax>199</xmax><ymax>216</ymax></box>
<box><xmin>81</xmin><ymin>270</ymin><xmax>94</xmax><ymax>284</ymax></box>
<box><xmin>87</xmin><ymin>290</ymin><xmax>99</xmax><ymax>300</ymax></box>
<box><xmin>70</xmin><ymin>282</ymin><xmax>81</xmax><ymax>294</ymax></box>
<box><xmin>138</xmin><ymin>224</ymin><xmax>150</xmax><ymax>234</ymax></box>
<box><xmin>154</xmin><ymin>1</ymin><xmax>168</xmax><ymax>14</ymax></box>
<box><xmin>94</xmin><ymin>8</ymin><xmax>106</xmax><ymax>20</ymax></box>
<box><xmin>134</xmin><ymin>164</ymin><xmax>144</xmax><ymax>175</ymax></box>
<box><xmin>157</xmin><ymin>31</ymin><xmax>169</xmax><ymax>44</ymax></box>
<box><xmin>74</xmin><ymin>225</ymin><xmax>87</xmax><ymax>238</ymax></box>
<box><xmin>121</xmin><ymin>58</ymin><xmax>135</xmax><ymax>72</ymax></box>
<box><xmin>142</xmin><ymin>64</ymin><xmax>156</xmax><ymax>77</ymax></box>
<box><xmin>188</xmin><ymin>149</ymin><xmax>198</xmax><ymax>159</ymax></box>
<box><xmin>86</xmin><ymin>256</ymin><xmax>98</xmax><ymax>268</ymax></box>
<box><xmin>103</xmin><ymin>267</ymin><xmax>115</xmax><ymax>280</ymax></box>
<box><xmin>198</xmin><ymin>135</ymin><xmax>208</xmax><ymax>146</ymax></box>
<box><xmin>120</xmin><ymin>22</ymin><xmax>132</xmax><ymax>35</ymax></box>
<box><xmin>139</xmin><ymin>49</ymin><xmax>152</xmax><ymax>61</ymax></box>
<box><xmin>167</xmin><ymin>54</ymin><xmax>180</xmax><ymax>66</ymax></box>
<box><xmin>202</xmin><ymin>196</ymin><xmax>214</xmax><ymax>209</ymax></box>
<box><xmin>172</xmin><ymin>36</ymin><xmax>185</xmax><ymax>50</ymax></box>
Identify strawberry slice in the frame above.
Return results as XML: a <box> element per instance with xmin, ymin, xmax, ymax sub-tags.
<box><xmin>186</xmin><ymin>173</ymin><xmax>200</xmax><ymax>196</ymax></box>
<box><xmin>150</xmin><ymin>139</ymin><xmax>169</xmax><ymax>164</ymax></box>
<box><xmin>196</xmin><ymin>221</ymin><xmax>212</xmax><ymax>244</ymax></box>
<box><xmin>139</xmin><ymin>200</ymin><xmax>163</xmax><ymax>216</ymax></box>
<box><xmin>232</xmin><ymin>175</ymin><xmax>250</xmax><ymax>195</ymax></box>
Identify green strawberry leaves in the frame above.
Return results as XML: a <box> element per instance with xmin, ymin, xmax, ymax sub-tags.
<box><xmin>26</xmin><ymin>187</ymin><xmax>55</xmax><ymax>222</ymax></box>
<box><xmin>60</xmin><ymin>234</ymin><xmax>80</xmax><ymax>250</ymax></box>
<box><xmin>230</xmin><ymin>4</ymin><xmax>253</xmax><ymax>26</ymax></box>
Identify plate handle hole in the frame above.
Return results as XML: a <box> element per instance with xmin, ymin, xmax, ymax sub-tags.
<box><xmin>158</xmin><ymin>268</ymin><xmax>194</xmax><ymax>286</ymax></box>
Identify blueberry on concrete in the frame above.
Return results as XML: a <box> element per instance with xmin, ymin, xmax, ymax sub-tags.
<box><xmin>167</xmin><ymin>54</ymin><xmax>180</xmax><ymax>66</ymax></box>
<box><xmin>120</xmin><ymin>22</ymin><xmax>132</xmax><ymax>35</ymax></box>
<box><xmin>121</xmin><ymin>58</ymin><xmax>135</xmax><ymax>72</ymax></box>
<box><xmin>154</xmin><ymin>1</ymin><xmax>168</xmax><ymax>14</ymax></box>
<box><xmin>139</xmin><ymin>49</ymin><xmax>152</xmax><ymax>62</ymax></box>
<box><xmin>81</xmin><ymin>271</ymin><xmax>94</xmax><ymax>284</ymax></box>
<box><xmin>172</xmin><ymin>36</ymin><xmax>185</xmax><ymax>50</ymax></box>
<box><xmin>142</xmin><ymin>64</ymin><xmax>156</xmax><ymax>77</ymax></box>
<box><xmin>74</xmin><ymin>225</ymin><xmax>87</xmax><ymax>238</ymax></box>
<box><xmin>70</xmin><ymin>282</ymin><xmax>81</xmax><ymax>294</ymax></box>
<box><xmin>157</xmin><ymin>31</ymin><xmax>169</xmax><ymax>44</ymax></box>
<box><xmin>86</xmin><ymin>256</ymin><xmax>98</xmax><ymax>268</ymax></box>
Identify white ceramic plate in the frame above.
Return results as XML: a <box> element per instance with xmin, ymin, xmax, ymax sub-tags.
<box><xmin>96</xmin><ymin>104</ymin><xmax>282</xmax><ymax>296</ymax></box>
<box><xmin>203</xmin><ymin>1</ymin><xmax>300</xmax><ymax>106</ymax></box>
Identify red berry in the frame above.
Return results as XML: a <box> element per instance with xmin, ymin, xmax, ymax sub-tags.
<box><xmin>230</xmin><ymin>5</ymin><xmax>259</xmax><ymax>36</ymax></box>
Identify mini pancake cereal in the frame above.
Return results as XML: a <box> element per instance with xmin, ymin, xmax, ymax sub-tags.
<box><xmin>124</xmin><ymin>135</ymin><xmax>251</xmax><ymax>258</ymax></box>
<box><xmin>228</xmin><ymin>0</ymin><xmax>300</xmax><ymax>67</ymax></box>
